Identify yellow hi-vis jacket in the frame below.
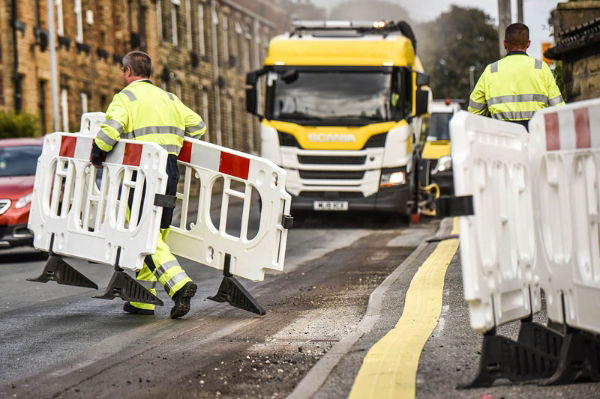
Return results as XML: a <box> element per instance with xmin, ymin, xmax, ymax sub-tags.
<box><xmin>468</xmin><ymin>52</ymin><xmax>564</xmax><ymax>121</ymax></box>
<box><xmin>94</xmin><ymin>79</ymin><xmax>206</xmax><ymax>155</ymax></box>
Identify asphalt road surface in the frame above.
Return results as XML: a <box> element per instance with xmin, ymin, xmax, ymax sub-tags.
<box><xmin>0</xmin><ymin>211</ymin><xmax>599</xmax><ymax>398</ymax></box>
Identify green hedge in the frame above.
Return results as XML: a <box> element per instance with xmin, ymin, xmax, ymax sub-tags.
<box><xmin>0</xmin><ymin>111</ymin><xmax>40</xmax><ymax>139</ymax></box>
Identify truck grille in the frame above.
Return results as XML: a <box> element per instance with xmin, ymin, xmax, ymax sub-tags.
<box><xmin>299</xmin><ymin>170</ymin><xmax>365</xmax><ymax>180</ymax></box>
<box><xmin>299</xmin><ymin>191</ymin><xmax>364</xmax><ymax>199</ymax></box>
<box><xmin>297</xmin><ymin>155</ymin><xmax>366</xmax><ymax>165</ymax></box>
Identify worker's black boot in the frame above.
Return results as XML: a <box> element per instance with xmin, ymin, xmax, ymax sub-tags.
<box><xmin>170</xmin><ymin>282</ymin><xmax>197</xmax><ymax>319</ymax></box>
<box><xmin>123</xmin><ymin>301</ymin><xmax>155</xmax><ymax>315</ymax></box>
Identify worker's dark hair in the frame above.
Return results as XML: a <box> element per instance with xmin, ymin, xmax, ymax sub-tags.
<box><xmin>122</xmin><ymin>51</ymin><xmax>152</xmax><ymax>78</ymax></box>
<box><xmin>505</xmin><ymin>23</ymin><xmax>529</xmax><ymax>48</ymax></box>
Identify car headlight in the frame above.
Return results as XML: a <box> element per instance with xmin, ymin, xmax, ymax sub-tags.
<box><xmin>432</xmin><ymin>156</ymin><xmax>452</xmax><ymax>175</ymax></box>
<box><xmin>15</xmin><ymin>192</ymin><xmax>33</xmax><ymax>209</ymax></box>
<box><xmin>380</xmin><ymin>170</ymin><xmax>406</xmax><ymax>187</ymax></box>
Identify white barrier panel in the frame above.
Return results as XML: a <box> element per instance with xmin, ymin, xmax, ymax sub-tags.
<box><xmin>451</xmin><ymin>111</ymin><xmax>540</xmax><ymax>333</ymax></box>
<box><xmin>28</xmin><ymin>133</ymin><xmax>168</xmax><ymax>270</ymax></box>
<box><xmin>529</xmin><ymin>98</ymin><xmax>600</xmax><ymax>335</ymax></box>
<box><xmin>167</xmin><ymin>137</ymin><xmax>292</xmax><ymax>282</ymax></box>
<box><xmin>79</xmin><ymin>112</ymin><xmax>106</xmax><ymax>136</ymax></box>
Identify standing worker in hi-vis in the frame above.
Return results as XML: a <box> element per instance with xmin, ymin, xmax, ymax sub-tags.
<box><xmin>91</xmin><ymin>51</ymin><xmax>207</xmax><ymax>318</ymax></box>
<box><xmin>468</xmin><ymin>23</ymin><xmax>564</xmax><ymax>129</ymax></box>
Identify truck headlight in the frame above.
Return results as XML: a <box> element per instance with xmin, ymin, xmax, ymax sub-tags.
<box><xmin>380</xmin><ymin>170</ymin><xmax>406</xmax><ymax>187</ymax></box>
<box><xmin>432</xmin><ymin>156</ymin><xmax>452</xmax><ymax>175</ymax></box>
<box><xmin>15</xmin><ymin>192</ymin><xmax>33</xmax><ymax>209</ymax></box>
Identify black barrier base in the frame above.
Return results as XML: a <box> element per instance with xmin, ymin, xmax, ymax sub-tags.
<box><xmin>93</xmin><ymin>247</ymin><xmax>163</xmax><ymax>306</ymax></box>
<box><xmin>543</xmin><ymin>328</ymin><xmax>600</xmax><ymax>385</ymax></box>
<box><xmin>27</xmin><ymin>234</ymin><xmax>98</xmax><ymax>289</ymax></box>
<box><xmin>94</xmin><ymin>270</ymin><xmax>164</xmax><ymax>306</ymax></box>
<box><xmin>458</xmin><ymin>320</ymin><xmax>563</xmax><ymax>389</ymax></box>
<box><xmin>207</xmin><ymin>254</ymin><xmax>266</xmax><ymax>316</ymax></box>
<box><xmin>27</xmin><ymin>254</ymin><xmax>99</xmax><ymax>289</ymax></box>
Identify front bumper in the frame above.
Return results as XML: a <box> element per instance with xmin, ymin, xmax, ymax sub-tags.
<box><xmin>291</xmin><ymin>185</ymin><xmax>410</xmax><ymax>214</ymax></box>
<box><xmin>0</xmin><ymin>223</ymin><xmax>34</xmax><ymax>248</ymax></box>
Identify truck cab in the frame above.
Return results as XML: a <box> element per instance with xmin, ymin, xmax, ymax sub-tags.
<box><xmin>246</xmin><ymin>21</ymin><xmax>429</xmax><ymax>217</ymax></box>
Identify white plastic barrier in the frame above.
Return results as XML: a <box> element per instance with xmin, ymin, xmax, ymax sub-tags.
<box><xmin>28</xmin><ymin>132</ymin><xmax>168</xmax><ymax>270</ymax></box>
<box><xmin>167</xmin><ymin>137</ymin><xmax>292</xmax><ymax>281</ymax></box>
<box><xmin>529</xmin><ymin>98</ymin><xmax>600</xmax><ymax>335</ymax></box>
<box><xmin>451</xmin><ymin>111</ymin><xmax>540</xmax><ymax>333</ymax></box>
<box><xmin>79</xmin><ymin>112</ymin><xmax>106</xmax><ymax>136</ymax></box>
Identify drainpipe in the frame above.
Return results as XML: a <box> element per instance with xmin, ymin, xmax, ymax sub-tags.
<box><xmin>209</xmin><ymin>0</ymin><xmax>222</xmax><ymax>146</ymax></box>
<box><xmin>10</xmin><ymin>0</ymin><xmax>22</xmax><ymax>112</ymax></box>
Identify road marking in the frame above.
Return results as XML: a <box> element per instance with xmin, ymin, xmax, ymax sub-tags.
<box><xmin>348</xmin><ymin>218</ymin><xmax>459</xmax><ymax>399</ymax></box>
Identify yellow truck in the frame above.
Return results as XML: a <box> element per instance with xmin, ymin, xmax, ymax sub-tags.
<box><xmin>245</xmin><ymin>21</ymin><xmax>430</xmax><ymax>218</ymax></box>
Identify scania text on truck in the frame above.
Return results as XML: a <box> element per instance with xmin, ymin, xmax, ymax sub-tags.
<box><xmin>245</xmin><ymin>21</ymin><xmax>430</xmax><ymax>217</ymax></box>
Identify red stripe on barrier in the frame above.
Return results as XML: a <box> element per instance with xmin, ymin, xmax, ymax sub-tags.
<box><xmin>123</xmin><ymin>143</ymin><xmax>143</xmax><ymax>166</ymax></box>
<box><xmin>544</xmin><ymin>113</ymin><xmax>560</xmax><ymax>151</ymax></box>
<box><xmin>178</xmin><ymin>140</ymin><xmax>192</xmax><ymax>163</ymax></box>
<box><xmin>59</xmin><ymin>136</ymin><xmax>77</xmax><ymax>157</ymax></box>
<box><xmin>574</xmin><ymin>108</ymin><xmax>591</xmax><ymax>149</ymax></box>
<box><xmin>219</xmin><ymin>152</ymin><xmax>250</xmax><ymax>180</ymax></box>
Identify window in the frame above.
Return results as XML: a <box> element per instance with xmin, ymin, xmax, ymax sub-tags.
<box><xmin>80</xmin><ymin>92</ymin><xmax>88</xmax><ymax>115</ymax></box>
<box><xmin>200</xmin><ymin>89</ymin><xmax>209</xmax><ymax>141</ymax></box>
<box><xmin>34</xmin><ymin>0</ymin><xmax>42</xmax><ymax>27</ymax></box>
<box><xmin>171</xmin><ymin>0</ymin><xmax>179</xmax><ymax>46</ymax></box>
<box><xmin>60</xmin><ymin>88</ymin><xmax>69</xmax><ymax>132</ymax></box>
<box><xmin>185</xmin><ymin>0</ymin><xmax>192</xmax><ymax>50</ymax></box>
<box><xmin>225</xmin><ymin>97</ymin><xmax>233</xmax><ymax>147</ymax></box>
<box><xmin>39</xmin><ymin>80</ymin><xmax>47</xmax><ymax>133</ymax></box>
<box><xmin>221</xmin><ymin>15</ymin><xmax>229</xmax><ymax>65</ymax></box>
<box><xmin>56</xmin><ymin>0</ymin><xmax>64</xmax><ymax>36</ymax></box>
<box><xmin>197</xmin><ymin>4</ymin><xmax>206</xmax><ymax>56</ymax></box>
<box><xmin>74</xmin><ymin>0</ymin><xmax>83</xmax><ymax>43</ymax></box>
<box><xmin>175</xmin><ymin>81</ymin><xmax>182</xmax><ymax>99</ymax></box>
<box><xmin>156</xmin><ymin>0</ymin><xmax>163</xmax><ymax>41</ymax></box>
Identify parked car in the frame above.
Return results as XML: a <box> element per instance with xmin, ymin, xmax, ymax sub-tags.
<box><xmin>0</xmin><ymin>138</ymin><xmax>43</xmax><ymax>248</ymax></box>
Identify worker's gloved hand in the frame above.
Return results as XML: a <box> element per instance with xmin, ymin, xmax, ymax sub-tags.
<box><xmin>90</xmin><ymin>141</ymin><xmax>108</xmax><ymax>168</ymax></box>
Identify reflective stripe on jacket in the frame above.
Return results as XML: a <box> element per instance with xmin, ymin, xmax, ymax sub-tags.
<box><xmin>94</xmin><ymin>80</ymin><xmax>206</xmax><ymax>154</ymax></box>
<box><xmin>468</xmin><ymin>52</ymin><xmax>564</xmax><ymax>121</ymax></box>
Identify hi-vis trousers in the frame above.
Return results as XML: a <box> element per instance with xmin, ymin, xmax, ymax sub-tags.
<box><xmin>130</xmin><ymin>154</ymin><xmax>192</xmax><ymax>311</ymax></box>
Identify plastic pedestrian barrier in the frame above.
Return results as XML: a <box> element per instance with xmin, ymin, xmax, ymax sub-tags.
<box><xmin>439</xmin><ymin>99</ymin><xmax>600</xmax><ymax>388</ymax></box>
<box><xmin>529</xmin><ymin>99</ymin><xmax>600</xmax><ymax>337</ymax></box>
<box><xmin>79</xmin><ymin>112</ymin><xmax>106</xmax><ymax>136</ymax></box>
<box><xmin>27</xmin><ymin>113</ymin><xmax>294</xmax><ymax>316</ymax></box>
<box><xmin>28</xmin><ymin>132</ymin><xmax>169</xmax><ymax>269</ymax></box>
<box><xmin>449</xmin><ymin>111</ymin><xmax>539</xmax><ymax>334</ymax></box>
<box><xmin>167</xmin><ymin>137</ymin><xmax>292</xmax><ymax>313</ymax></box>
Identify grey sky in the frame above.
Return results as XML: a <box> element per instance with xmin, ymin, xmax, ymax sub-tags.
<box><xmin>313</xmin><ymin>0</ymin><xmax>560</xmax><ymax>59</ymax></box>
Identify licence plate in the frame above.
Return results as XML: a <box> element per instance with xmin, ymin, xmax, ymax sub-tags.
<box><xmin>313</xmin><ymin>201</ymin><xmax>349</xmax><ymax>211</ymax></box>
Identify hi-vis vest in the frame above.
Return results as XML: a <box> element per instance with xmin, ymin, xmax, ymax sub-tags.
<box><xmin>468</xmin><ymin>52</ymin><xmax>564</xmax><ymax>121</ymax></box>
<box><xmin>95</xmin><ymin>80</ymin><xmax>206</xmax><ymax>154</ymax></box>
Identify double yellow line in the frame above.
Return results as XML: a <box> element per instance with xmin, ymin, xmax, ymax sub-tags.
<box><xmin>349</xmin><ymin>219</ymin><xmax>459</xmax><ymax>399</ymax></box>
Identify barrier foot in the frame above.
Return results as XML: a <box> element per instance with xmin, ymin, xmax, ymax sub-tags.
<box><xmin>93</xmin><ymin>270</ymin><xmax>164</xmax><ymax>306</ymax></box>
<box><xmin>457</xmin><ymin>321</ymin><xmax>563</xmax><ymax>389</ymax></box>
<box><xmin>27</xmin><ymin>255</ymin><xmax>98</xmax><ymax>289</ymax></box>
<box><xmin>542</xmin><ymin>328</ymin><xmax>600</xmax><ymax>385</ymax></box>
<box><xmin>207</xmin><ymin>254</ymin><xmax>266</xmax><ymax>316</ymax></box>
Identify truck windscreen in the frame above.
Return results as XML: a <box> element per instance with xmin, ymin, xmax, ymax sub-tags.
<box><xmin>427</xmin><ymin>113</ymin><xmax>452</xmax><ymax>141</ymax></box>
<box><xmin>270</xmin><ymin>71</ymin><xmax>393</xmax><ymax>125</ymax></box>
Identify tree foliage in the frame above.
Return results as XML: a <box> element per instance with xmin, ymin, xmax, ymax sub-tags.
<box><xmin>416</xmin><ymin>6</ymin><xmax>499</xmax><ymax>101</ymax></box>
<box><xmin>0</xmin><ymin>111</ymin><xmax>41</xmax><ymax>139</ymax></box>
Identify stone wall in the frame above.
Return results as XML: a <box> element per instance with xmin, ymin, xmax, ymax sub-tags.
<box><xmin>548</xmin><ymin>2</ymin><xmax>600</xmax><ymax>102</ymax></box>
